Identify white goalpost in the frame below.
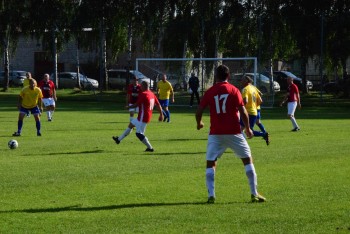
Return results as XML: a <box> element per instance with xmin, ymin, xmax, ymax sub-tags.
<box><xmin>136</xmin><ymin>57</ymin><xmax>276</xmax><ymax>108</ymax></box>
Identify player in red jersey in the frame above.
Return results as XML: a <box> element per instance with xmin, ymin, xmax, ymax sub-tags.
<box><xmin>126</xmin><ymin>77</ymin><xmax>142</xmax><ymax>122</ymax></box>
<box><xmin>196</xmin><ymin>64</ymin><xmax>266</xmax><ymax>203</ymax></box>
<box><xmin>38</xmin><ymin>74</ymin><xmax>57</xmax><ymax>121</ymax></box>
<box><xmin>113</xmin><ymin>81</ymin><xmax>163</xmax><ymax>152</ymax></box>
<box><xmin>280</xmin><ymin>77</ymin><xmax>301</xmax><ymax>131</ymax></box>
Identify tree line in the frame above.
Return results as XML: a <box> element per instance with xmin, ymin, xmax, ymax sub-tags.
<box><xmin>1</xmin><ymin>0</ymin><xmax>350</xmax><ymax>92</ymax></box>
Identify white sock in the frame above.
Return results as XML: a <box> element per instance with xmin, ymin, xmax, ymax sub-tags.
<box><xmin>245</xmin><ymin>164</ymin><xmax>258</xmax><ymax>196</ymax></box>
<box><xmin>291</xmin><ymin>117</ymin><xmax>299</xmax><ymax>128</ymax></box>
<box><xmin>46</xmin><ymin>111</ymin><xmax>51</xmax><ymax>119</ymax></box>
<box><xmin>206</xmin><ymin>168</ymin><xmax>215</xmax><ymax>198</ymax></box>
<box><xmin>142</xmin><ymin>137</ymin><xmax>152</xmax><ymax>149</ymax></box>
<box><xmin>119</xmin><ymin>128</ymin><xmax>132</xmax><ymax>141</ymax></box>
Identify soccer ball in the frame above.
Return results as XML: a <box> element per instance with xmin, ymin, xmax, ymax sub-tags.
<box><xmin>8</xmin><ymin>140</ymin><xmax>18</xmax><ymax>149</ymax></box>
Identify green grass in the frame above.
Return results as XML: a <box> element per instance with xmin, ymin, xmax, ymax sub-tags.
<box><xmin>0</xmin><ymin>89</ymin><xmax>349</xmax><ymax>233</ymax></box>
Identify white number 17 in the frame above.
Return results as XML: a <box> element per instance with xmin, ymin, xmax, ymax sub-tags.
<box><xmin>214</xmin><ymin>94</ymin><xmax>229</xmax><ymax>114</ymax></box>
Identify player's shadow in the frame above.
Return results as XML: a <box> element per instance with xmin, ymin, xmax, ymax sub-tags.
<box><xmin>0</xmin><ymin>201</ymin><xmax>241</xmax><ymax>214</ymax></box>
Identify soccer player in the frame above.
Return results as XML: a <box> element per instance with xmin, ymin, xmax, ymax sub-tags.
<box><xmin>157</xmin><ymin>74</ymin><xmax>174</xmax><ymax>122</ymax></box>
<box><xmin>38</xmin><ymin>73</ymin><xmax>57</xmax><ymax>121</ymax></box>
<box><xmin>112</xmin><ymin>81</ymin><xmax>163</xmax><ymax>152</ymax></box>
<box><xmin>126</xmin><ymin>76</ymin><xmax>142</xmax><ymax>122</ymax></box>
<box><xmin>23</xmin><ymin>72</ymin><xmax>32</xmax><ymax>88</ymax></box>
<box><xmin>196</xmin><ymin>64</ymin><xmax>266</xmax><ymax>203</ymax></box>
<box><xmin>13</xmin><ymin>78</ymin><xmax>43</xmax><ymax>136</ymax></box>
<box><xmin>240</xmin><ymin>76</ymin><xmax>270</xmax><ymax>145</ymax></box>
<box><xmin>280</xmin><ymin>76</ymin><xmax>301</xmax><ymax>131</ymax></box>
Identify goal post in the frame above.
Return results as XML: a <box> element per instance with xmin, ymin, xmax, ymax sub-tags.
<box><xmin>135</xmin><ymin>57</ymin><xmax>276</xmax><ymax>108</ymax></box>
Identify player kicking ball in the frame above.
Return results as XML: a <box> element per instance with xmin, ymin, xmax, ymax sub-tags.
<box><xmin>112</xmin><ymin>81</ymin><xmax>163</xmax><ymax>152</ymax></box>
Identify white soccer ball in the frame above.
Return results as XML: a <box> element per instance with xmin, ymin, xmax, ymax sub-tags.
<box><xmin>8</xmin><ymin>140</ymin><xmax>18</xmax><ymax>149</ymax></box>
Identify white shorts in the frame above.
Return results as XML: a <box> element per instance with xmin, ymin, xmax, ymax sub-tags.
<box><xmin>287</xmin><ymin>101</ymin><xmax>297</xmax><ymax>116</ymax></box>
<box><xmin>206</xmin><ymin>134</ymin><xmax>251</xmax><ymax>161</ymax></box>
<box><xmin>42</xmin><ymin>98</ymin><xmax>55</xmax><ymax>107</ymax></box>
<box><xmin>129</xmin><ymin>104</ymin><xmax>139</xmax><ymax>113</ymax></box>
<box><xmin>130</xmin><ymin>118</ymin><xmax>147</xmax><ymax>134</ymax></box>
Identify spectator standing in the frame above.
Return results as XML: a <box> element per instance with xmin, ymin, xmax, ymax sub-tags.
<box><xmin>38</xmin><ymin>74</ymin><xmax>57</xmax><ymax>121</ymax></box>
<box><xmin>195</xmin><ymin>64</ymin><xmax>266</xmax><ymax>203</ymax></box>
<box><xmin>113</xmin><ymin>81</ymin><xmax>163</xmax><ymax>152</ymax></box>
<box><xmin>188</xmin><ymin>72</ymin><xmax>200</xmax><ymax>107</ymax></box>
<box><xmin>12</xmin><ymin>78</ymin><xmax>43</xmax><ymax>136</ymax></box>
<box><xmin>280</xmin><ymin>77</ymin><xmax>301</xmax><ymax>131</ymax></box>
<box><xmin>157</xmin><ymin>74</ymin><xmax>174</xmax><ymax>122</ymax></box>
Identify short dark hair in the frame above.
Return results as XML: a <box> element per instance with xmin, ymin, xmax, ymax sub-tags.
<box><xmin>215</xmin><ymin>65</ymin><xmax>230</xmax><ymax>81</ymax></box>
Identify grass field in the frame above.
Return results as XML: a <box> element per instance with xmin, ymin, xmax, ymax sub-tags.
<box><xmin>0</xmin><ymin>89</ymin><xmax>349</xmax><ymax>233</ymax></box>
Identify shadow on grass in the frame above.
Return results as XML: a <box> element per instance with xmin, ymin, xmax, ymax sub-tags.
<box><xmin>0</xmin><ymin>201</ymin><xmax>243</xmax><ymax>214</ymax></box>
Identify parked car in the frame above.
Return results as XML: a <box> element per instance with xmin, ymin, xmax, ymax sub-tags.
<box><xmin>231</xmin><ymin>73</ymin><xmax>280</xmax><ymax>94</ymax></box>
<box><xmin>0</xmin><ymin>70</ymin><xmax>27</xmax><ymax>87</ymax></box>
<box><xmin>50</xmin><ymin>72</ymin><xmax>99</xmax><ymax>89</ymax></box>
<box><xmin>108</xmin><ymin>69</ymin><xmax>154</xmax><ymax>89</ymax></box>
<box><xmin>272</xmin><ymin>71</ymin><xmax>313</xmax><ymax>91</ymax></box>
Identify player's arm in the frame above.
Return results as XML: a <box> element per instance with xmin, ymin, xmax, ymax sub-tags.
<box><xmin>238</xmin><ymin>105</ymin><xmax>253</xmax><ymax>138</ymax></box>
<box><xmin>155</xmin><ymin>98</ymin><xmax>164</xmax><ymax>121</ymax></box>
<box><xmin>53</xmin><ymin>86</ymin><xmax>57</xmax><ymax>101</ymax></box>
<box><xmin>195</xmin><ymin>106</ymin><xmax>205</xmax><ymax>130</ymax></box>
<box><xmin>38</xmin><ymin>97</ymin><xmax>43</xmax><ymax>113</ymax></box>
<box><xmin>17</xmin><ymin>95</ymin><xmax>23</xmax><ymax>110</ymax></box>
<box><xmin>256</xmin><ymin>93</ymin><xmax>262</xmax><ymax>106</ymax></box>
<box><xmin>170</xmin><ymin>85</ymin><xmax>175</xmax><ymax>102</ymax></box>
<box><xmin>297</xmin><ymin>89</ymin><xmax>301</xmax><ymax>109</ymax></box>
<box><xmin>280</xmin><ymin>93</ymin><xmax>289</xmax><ymax>106</ymax></box>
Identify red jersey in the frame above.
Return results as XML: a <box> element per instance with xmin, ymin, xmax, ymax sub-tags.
<box><xmin>38</xmin><ymin>80</ymin><xmax>55</xmax><ymax>98</ymax></box>
<box><xmin>136</xmin><ymin>90</ymin><xmax>160</xmax><ymax>123</ymax></box>
<box><xmin>200</xmin><ymin>81</ymin><xmax>244</xmax><ymax>135</ymax></box>
<box><xmin>127</xmin><ymin>83</ymin><xmax>142</xmax><ymax>104</ymax></box>
<box><xmin>287</xmin><ymin>83</ymin><xmax>299</xmax><ymax>102</ymax></box>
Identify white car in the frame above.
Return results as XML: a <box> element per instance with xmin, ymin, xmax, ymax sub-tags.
<box><xmin>50</xmin><ymin>72</ymin><xmax>99</xmax><ymax>89</ymax></box>
<box><xmin>0</xmin><ymin>70</ymin><xmax>27</xmax><ymax>87</ymax></box>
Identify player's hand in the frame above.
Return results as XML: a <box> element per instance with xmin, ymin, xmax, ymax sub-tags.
<box><xmin>197</xmin><ymin>122</ymin><xmax>204</xmax><ymax>130</ymax></box>
<box><xmin>245</xmin><ymin>128</ymin><xmax>254</xmax><ymax>139</ymax></box>
<box><xmin>158</xmin><ymin>115</ymin><xmax>163</xmax><ymax>122</ymax></box>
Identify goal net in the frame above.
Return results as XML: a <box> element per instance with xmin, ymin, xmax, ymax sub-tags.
<box><xmin>136</xmin><ymin>57</ymin><xmax>276</xmax><ymax>108</ymax></box>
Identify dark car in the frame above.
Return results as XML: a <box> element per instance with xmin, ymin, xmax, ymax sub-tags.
<box><xmin>108</xmin><ymin>69</ymin><xmax>154</xmax><ymax>89</ymax></box>
<box><xmin>273</xmin><ymin>71</ymin><xmax>313</xmax><ymax>91</ymax></box>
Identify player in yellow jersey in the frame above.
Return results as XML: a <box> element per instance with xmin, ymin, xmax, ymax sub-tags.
<box><xmin>240</xmin><ymin>75</ymin><xmax>270</xmax><ymax>145</ymax></box>
<box><xmin>157</xmin><ymin>74</ymin><xmax>174</xmax><ymax>122</ymax></box>
<box><xmin>254</xmin><ymin>87</ymin><xmax>266</xmax><ymax>133</ymax></box>
<box><xmin>12</xmin><ymin>78</ymin><xmax>43</xmax><ymax>136</ymax></box>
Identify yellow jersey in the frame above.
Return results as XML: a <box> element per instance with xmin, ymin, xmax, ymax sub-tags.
<box><xmin>242</xmin><ymin>84</ymin><xmax>260</xmax><ymax>116</ymax></box>
<box><xmin>157</xmin><ymin>80</ymin><xmax>173</xmax><ymax>100</ymax></box>
<box><xmin>23</xmin><ymin>78</ymin><xmax>30</xmax><ymax>87</ymax></box>
<box><xmin>20</xmin><ymin>86</ymin><xmax>43</xmax><ymax>109</ymax></box>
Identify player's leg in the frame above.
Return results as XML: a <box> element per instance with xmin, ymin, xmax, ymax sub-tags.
<box><xmin>205</xmin><ymin>135</ymin><xmax>226</xmax><ymax>203</ymax></box>
<box><xmin>135</xmin><ymin>122</ymin><xmax>153</xmax><ymax>151</ymax></box>
<box><xmin>113</xmin><ymin>121</ymin><xmax>136</xmax><ymax>144</ymax></box>
<box><xmin>231</xmin><ymin>134</ymin><xmax>265</xmax><ymax>202</ymax></box>
<box><xmin>32</xmin><ymin>106</ymin><xmax>42</xmax><ymax>136</ymax></box>
<box><xmin>288</xmin><ymin>102</ymin><xmax>300</xmax><ymax>131</ymax></box>
<box><xmin>13</xmin><ymin>109</ymin><xmax>26</xmax><ymax>136</ymax></box>
<box><xmin>256</xmin><ymin>110</ymin><xmax>266</xmax><ymax>132</ymax></box>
